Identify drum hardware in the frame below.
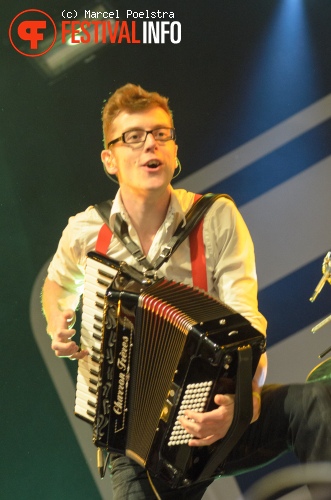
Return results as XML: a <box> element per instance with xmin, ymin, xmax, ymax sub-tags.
<box><xmin>307</xmin><ymin>251</ymin><xmax>331</xmax><ymax>382</ymax></box>
<box><xmin>309</xmin><ymin>251</ymin><xmax>331</xmax><ymax>304</ymax></box>
<box><xmin>309</xmin><ymin>251</ymin><xmax>331</xmax><ymax>357</ymax></box>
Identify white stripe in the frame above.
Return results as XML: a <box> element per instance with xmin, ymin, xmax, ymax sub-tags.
<box><xmin>240</xmin><ymin>158</ymin><xmax>331</xmax><ymax>290</ymax></box>
<box><xmin>266</xmin><ymin>322</ymin><xmax>331</xmax><ymax>384</ymax></box>
<box><xmin>175</xmin><ymin>93</ymin><xmax>331</xmax><ymax>192</ymax></box>
<box><xmin>30</xmin><ymin>261</ymin><xmax>113</xmax><ymax>500</ymax></box>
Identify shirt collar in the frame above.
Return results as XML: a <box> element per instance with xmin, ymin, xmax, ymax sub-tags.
<box><xmin>169</xmin><ymin>186</ymin><xmax>187</xmax><ymax>227</ymax></box>
<box><xmin>109</xmin><ymin>187</ymin><xmax>187</xmax><ymax>230</ymax></box>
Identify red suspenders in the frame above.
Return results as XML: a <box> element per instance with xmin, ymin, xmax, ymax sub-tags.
<box><xmin>95</xmin><ymin>223</ymin><xmax>113</xmax><ymax>255</ymax></box>
<box><xmin>95</xmin><ymin>193</ymin><xmax>207</xmax><ymax>291</ymax></box>
<box><xmin>189</xmin><ymin>194</ymin><xmax>207</xmax><ymax>291</ymax></box>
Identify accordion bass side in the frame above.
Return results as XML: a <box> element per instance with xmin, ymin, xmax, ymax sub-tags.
<box><xmin>75</xmin><ymin>252</ymin><xmax>266</xmax><ymax>488</ymax></box>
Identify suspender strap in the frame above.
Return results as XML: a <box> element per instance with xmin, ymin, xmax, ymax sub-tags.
<box><xmin>95</xmin><ymin>223</ymin><xmax>113</xmax><ymax>255</ymax></box>
<box><xmin>152</xmin><ymin>193</ymin><xmax>222</xmax><ymax>270</ymax></box>
<box><xmin>94</xmin><ymin>200</ymin><xmax>151</xmax><ymax>268</ymax></box>
<box><xmin>189</xmin><ymin>194</ymin><xmax>206</xmax><ymax>290</ymax></box>
<box><xmin>186</xmin><ymin>193</ymin><xmax>233</xmax><ymax>289</ymax></box>
<box><xmin>94</xmin><ymin>200</ymin><xmax>113</xmax><ymax>255</ymax></box>
<box><xmin>94</xmin><ymin>194</ymin><xmax>233</xmax><ymax>288</ymax></box>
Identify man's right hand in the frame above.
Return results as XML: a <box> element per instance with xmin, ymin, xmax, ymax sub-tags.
<box><xmin>49</xmin><ymin>309</ymin><xmax>88</xmax><ymax>360</ymax></box>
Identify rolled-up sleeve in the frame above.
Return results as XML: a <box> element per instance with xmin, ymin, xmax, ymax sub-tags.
<box><xmin>205</xmin><ymin>198</ymin><xmax>267</xmax><ymax>335</ymax></box>
<box><xmin>47</xmin><ymin>207</ymin><xmax>101</xmax><ymax>301</ymax></box>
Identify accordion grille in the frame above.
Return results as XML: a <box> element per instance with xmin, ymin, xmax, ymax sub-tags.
<box><xmin>124</xmin><ymin>279</ymin><xmax>234</xmax><ymax>463</ymax></box>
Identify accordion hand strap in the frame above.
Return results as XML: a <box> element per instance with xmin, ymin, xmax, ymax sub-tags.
<box><xmin>197</xmin><ymin>345</ymin><xmax>254</xmax><ymax>482</ymax></box>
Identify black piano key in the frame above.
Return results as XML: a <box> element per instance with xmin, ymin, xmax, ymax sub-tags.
<box><xmin>97</xmin><ymin>278</ymin><xmax>111</xmax><ymax>287</ymax></box>
<box><xmin>99</xmin><ymin>269</ymin><xmax>116</xmax><ymax>280</ymax></box>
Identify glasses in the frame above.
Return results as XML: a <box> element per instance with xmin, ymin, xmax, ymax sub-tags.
<box><xmin>107</xmin><ymin>127</ymin><xmax>176</xmax><ymax>148</ymax></box>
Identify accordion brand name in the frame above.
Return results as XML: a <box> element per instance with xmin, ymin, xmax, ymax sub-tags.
<box><xmin>113</xmin><ymin>335</ymin><xmax>129</xmax><ymax>415</ymax></box>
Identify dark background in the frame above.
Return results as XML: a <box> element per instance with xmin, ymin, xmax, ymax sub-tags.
<box><xmin>2</xmin><ymin>1</ymin><xmax>331</xmax><ymax>498</ymax></box>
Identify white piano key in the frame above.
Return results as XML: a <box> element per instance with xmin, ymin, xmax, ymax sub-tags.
<box><xmin>81</xmin><ymin>309</ymin><xmax>103</xmax><ymax>323</ymax></box>
<box><xmin>77</xmin><ymin>374</ymin><xmax>98</xmax><ymax>392</ymax></box>
<box><xmin>83</xmin><ymin>288</ymin><xmax>106</xmax><ymax>303</ymax></box>
<box><xmin>76</xmin><ymin>383</ymin><xmax>97</xmax><ymax>402</ymax></box>
<box><xmin>76</xmin><ymin>396</ymin><xmax>96</xmax><ymax>410</ymax></box>
<box><xmin>83</xmin><ymin>276</ymin><xmax>113</xmax><ymax>292</ymax></box>
<box><xmin>78</xmin><ymin>355</ymin><xmax>99</xmax><ymax>373</ymax></box>
<box><xmin>83</xmin><ymin>297</ymin><xmax>104</xmax><ymax>312</ymax></box>
<box><xmin>82</xmin><ymin>303</ymin><xmax>104</xmax><ymax>320</ymax></box>
<box><xmin>74</xmin><ymin>402</ymin><xmax>95</xmax><ymax>422</ymax></box>
<box><xmin>86</xmin><ymin>257</ymin><xmax>119</xmax><ymax>277</ymax></box>
<box><xmin>80</xmin><ymin>331</ymin><xmax>101</xmax><ymax>351</ymax></box>
<box><xmin>81</xmin><ymin>316</ymin><xmax>103</xmax><ymax>331</ymax></box>
<box><xmin>77</xmin><ymin>363</ymin><xmax>99</xmax><ymax>382</ymax></box>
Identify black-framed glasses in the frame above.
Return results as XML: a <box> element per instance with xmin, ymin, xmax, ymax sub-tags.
<box><xmin>107</xmin><ymin>127</ymin><xmax>176</xmax><ymax>148</ymax></box>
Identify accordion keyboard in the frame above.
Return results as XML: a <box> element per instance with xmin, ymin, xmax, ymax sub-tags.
<box><xmin>74</xmin><ymin>255</ymin><xmax>118</xmax><ymax>423</ymax></box>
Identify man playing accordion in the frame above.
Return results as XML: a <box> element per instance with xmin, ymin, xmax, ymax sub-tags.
<box><xmin>42</xmin><ymin>84</ymin><xmax>331</xmax><ymax>499</ymax></box>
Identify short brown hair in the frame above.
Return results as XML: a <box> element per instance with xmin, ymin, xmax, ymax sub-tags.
<box><xmin>102</xmin><ymin>83</ymin><xmax>173</xmax><ymax>146</ymax></box>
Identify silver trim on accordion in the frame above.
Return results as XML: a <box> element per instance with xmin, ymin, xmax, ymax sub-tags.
<box><xmin>75</xmin><ymin>251</ymin><xmax>266</xmax><ymax>488</ymax></box>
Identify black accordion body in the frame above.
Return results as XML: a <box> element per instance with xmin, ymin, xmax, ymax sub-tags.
<box><xmin>75</xmin><ymin>252</ymin><xmax>266</xmax><ymax>488</ymax></box>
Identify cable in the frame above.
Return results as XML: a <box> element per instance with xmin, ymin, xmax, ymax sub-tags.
<box><xmin>147</xmin><ymin>471</ymin><xmax>162</xmax><ymax>500</ymax></box>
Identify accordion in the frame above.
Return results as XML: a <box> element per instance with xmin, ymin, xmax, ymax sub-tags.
<box><xmin>75</xmin><ymin>252</ymin><xmax>266</xmax><ymax>488</ymax></box>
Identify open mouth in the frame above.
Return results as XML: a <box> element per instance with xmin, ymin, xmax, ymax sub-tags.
<box><xmin>144</xmin><ymin>159</ymin><xmax>161</xmax><ymax>169</ymax></box>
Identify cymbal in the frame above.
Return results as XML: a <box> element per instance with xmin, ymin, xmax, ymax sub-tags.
<box><xmin>306</xmin><ymin>358</ymin><xmax>331</xmax><ymax>382</ymax></box>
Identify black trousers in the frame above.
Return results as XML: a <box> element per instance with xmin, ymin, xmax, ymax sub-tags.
<box><xmin>109</xmin><ymin>381</ymin><xmax>331</xmax><ymax>499</ymax></box>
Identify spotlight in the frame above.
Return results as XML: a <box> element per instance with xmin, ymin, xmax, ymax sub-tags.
<box><xmin>32</xmin><ymin>3</ymin><xmax>117</xmax><ymax>80</ymax></box>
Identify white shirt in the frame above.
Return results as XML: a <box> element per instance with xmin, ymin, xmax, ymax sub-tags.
<box><xmin>47</xmin><ymin>187</ymin><xmax>267</xmax><ymax>335</ymax></box>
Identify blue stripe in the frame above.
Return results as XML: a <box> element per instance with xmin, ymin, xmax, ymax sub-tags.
<box><xmin>259</xmin><ymin>255</ymin><xmax>331</xmax><ymax>348</ymax></box>
<box><xmin>202</xmin><ymin>119</ymin><xmax>331</xmax><ymax>205</ymax></box>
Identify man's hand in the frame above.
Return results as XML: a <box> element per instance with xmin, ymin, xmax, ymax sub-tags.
<box><xmin>178</xmin><ymin>390</ymin><xmax>262</xmax><ymax>447</ymax></box>
<box><xmin>49</xmin><ymin>309</ymin><xmax>88</xmax><ymax>360</ymax></box>
<box><xmin>178</xmin><ymin>394</ymin><xmax>235</xmax><ymax>446</ymax></box>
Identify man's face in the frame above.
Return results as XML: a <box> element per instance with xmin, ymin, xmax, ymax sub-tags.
<box><xmin>101</xmin><ymin>107</ymin><xmax>178</xmax><ymax>196</ymax></box>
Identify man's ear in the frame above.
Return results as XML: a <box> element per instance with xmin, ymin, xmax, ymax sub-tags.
<box><xmin>101</xmin><ymin>149</ymin><xmax>117</xmax><ymax>175</ymax></box>
<box><xmin>174</xmin><ymin>143</ymin><xmax>178</xmax><ymax>163</ymax></box>
<box><xmin>174</xmin><ymin>143</ymin><xmax>179</xmax><ymax>168</ymax></box>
